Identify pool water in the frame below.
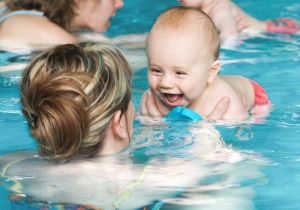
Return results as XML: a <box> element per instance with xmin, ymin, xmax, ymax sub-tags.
<box><xmin>1</xmin><ymin>0</ymin><xmax>300</xmax><ymax>209</ymax></box>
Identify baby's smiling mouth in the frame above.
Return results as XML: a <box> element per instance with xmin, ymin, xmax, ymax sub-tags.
<box><xmin>165</xmin><ymin>93</ymin><xmax>183</xmax><ymax>106</ymax></box>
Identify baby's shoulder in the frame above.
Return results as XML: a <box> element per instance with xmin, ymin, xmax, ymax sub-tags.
<box><xmin>209</xmin><ymin>76</ymin><xmax>249</xmax><ymax>119</ymax></box>
<box><xmin>196</xmin><ymin>77</ymin><xmax>231</xmax><ymax>117</ymax></box>
<box><xmin>210</xmin><ymin>75</ymin><xmax>236</xmax><ymax>94</ymax></box>
<box><xmin>205</xmin><ymin>76</ymin><xmax>242</xmax><ymax>106</ymax></box>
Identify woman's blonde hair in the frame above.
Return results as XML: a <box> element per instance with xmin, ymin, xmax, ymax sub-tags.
<box><xmin>4</xmin><ymin>0</ymin><xmax>75</xmax><ymax>31</ymax></box>
<box><xmin>20</xmin><ymin>41</ymin><xmax>132</xmax><ymax>161</ymax></box>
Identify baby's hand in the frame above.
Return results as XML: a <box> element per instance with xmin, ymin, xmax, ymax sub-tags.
<box><xmin>235</xmin><ymin>14</ymin><xmax>250</xmax><ymax>31</ymax></box>
<box><xmin>137</xmin><ymin>89</ymin><xmax>166</xmax><ymax>124</ymax></box>
<box><xmin>139</xmin><ymin>89</ymin><xmax>163</xmax><ymax>118</ymax></box>
<box><xmin>139</xmin><ymin>90</ymin><xmax>233</xmax><ymax>121</ymax></box>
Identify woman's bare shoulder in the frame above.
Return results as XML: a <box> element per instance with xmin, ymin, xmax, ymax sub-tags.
<box><xmin>0</xmin><ymin>150</ymin><xmax>38</xmax><ymax>164</ymax></box>
<box><xmin>0</xmin><ymin>15</ymin><xmax>76</xmax><ymax>45</ymax></box>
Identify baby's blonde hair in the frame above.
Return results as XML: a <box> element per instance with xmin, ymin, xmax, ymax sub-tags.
<box><xmin>151</xmin><ymin>6</ymin><xmax>220</xmax><ymax>60</ymax></box>
<box><xmin>20</xmin><ymin>41</ymin><xmax>132</xmax><ymax>161</ymax></box>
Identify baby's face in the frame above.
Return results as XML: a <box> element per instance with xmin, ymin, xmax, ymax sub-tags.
<box><xmin>146</xmin><ymin>29</ymin><xmax>213</xmax><ymax>109</ymax></box>
<box><xmin>178</xmin><ymin>0</ymin><xmax>205</xmax><ymax>8</ymax></box>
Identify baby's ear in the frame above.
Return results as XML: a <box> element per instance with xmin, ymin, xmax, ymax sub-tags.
<box><xmin>208</xmin><ymin>60</ymin><xmax>221</xmax><ymax>83</ymax></box>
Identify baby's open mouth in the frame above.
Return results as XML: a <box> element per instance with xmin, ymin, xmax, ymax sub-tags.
<box><xmin>165</xmin><ymin>93</ymin><xmax>183</xmax><ymax>106</ymax></box>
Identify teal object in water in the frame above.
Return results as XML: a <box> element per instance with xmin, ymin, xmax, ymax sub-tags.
<box><xmin>162</xmin><ymin>106</ymin><xmax>202</xmax><ymax>121</ymax></box>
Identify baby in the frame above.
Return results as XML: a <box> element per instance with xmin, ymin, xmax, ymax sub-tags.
<box><xmin>140</xmin><ymin>6</ymin><xmax>270</xmax><ymax>120</ymax></box>
<box><xmin>178</xmin><ymin>0</ymin><xmax>300</xmax><ymax>40</ymax></box>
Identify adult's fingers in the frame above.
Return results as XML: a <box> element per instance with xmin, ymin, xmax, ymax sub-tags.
<box><xmin>139</xmin><ymin>91</ymin><xmax>149</xmax><ymax>116</ymax></box>
<box><xmin>207</xmin><ymin>96</ymin><xmax>230</xmax><ymax>120</ymax></box>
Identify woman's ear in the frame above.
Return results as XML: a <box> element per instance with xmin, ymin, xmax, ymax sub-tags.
<box><xmin>208</xmin><ymin>60</ymin><xmax>221</xmax><ymax>83</ymax></box>
<box><xmin>111</xmin><ymin>110</ymin><xmax>128</xmax><ymax>140</ymax></box>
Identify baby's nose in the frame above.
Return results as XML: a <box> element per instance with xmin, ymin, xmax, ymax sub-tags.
<box><xmin>159</xmin><ymin>75</ymin><xmax>174</xmax><ymax>88</ymax></box>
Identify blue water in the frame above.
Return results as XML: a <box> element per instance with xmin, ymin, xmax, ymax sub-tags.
<box><xmin>1</xmin><ymin>0</ymin><xmax>300</xmax><ymax>209</ymax></box>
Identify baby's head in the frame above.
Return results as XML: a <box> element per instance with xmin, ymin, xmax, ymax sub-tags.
<box><xmin>146</xmin><ymin>6</ymin><xmax>221</xmax><ymax>109</ymax></box>
<box><xmin>20</xmin><ymin>41</ymin><xmax>133</xmax><ymax>161</ymax></box>
<box><xmin>148</xmin><ymin>6</ymin><xmax>220</xmax><ymax>61</ymax></box>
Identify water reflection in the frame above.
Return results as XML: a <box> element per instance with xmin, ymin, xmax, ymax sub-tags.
<box><xmin>0</xmin><ymin>122</ymin><xmax>268</xmax><ymax>209</ymax></box>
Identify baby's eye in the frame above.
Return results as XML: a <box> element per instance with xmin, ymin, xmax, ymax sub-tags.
<box><xmin>150</xmin><ymin>68</ymin><xmax>162</xmax><ymax>74</ymax></box>
<box><xmin>175</xmin><ymin>71</ymin><xmax>186</xmax><ymax>75</ymax></box>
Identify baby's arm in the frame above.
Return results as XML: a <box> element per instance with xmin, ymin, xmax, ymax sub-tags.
<box><xmin>209</xmin><ymin>2</ymin><xmax>239</xmax><ymax>40</ymax></box>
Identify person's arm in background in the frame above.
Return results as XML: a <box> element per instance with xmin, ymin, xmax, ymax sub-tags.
<box><xmin>209</xmin><ymin>2</ymin><xmax>239</xmax><ymax>40</ymax></box>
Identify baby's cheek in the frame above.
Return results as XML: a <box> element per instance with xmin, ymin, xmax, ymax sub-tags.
<box><xmin>148</xmin><ymin>77</ymin><xmax>158</xmax><ymax>89</ymax></box>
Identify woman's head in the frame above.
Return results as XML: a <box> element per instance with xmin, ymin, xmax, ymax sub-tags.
<box><xmin>20</xmin><ymin>41</ymin><xmax>133</xmax><ymax>161</ymax></box>
<box><xmin>71</xmin><ymin>0</ymin><xmax>124</xmax><ymax>32</ymax></box>
<box><xmin>4</xmin><ymin>0</ymin><xmax>124</xmax><ymax>32</ymax></box>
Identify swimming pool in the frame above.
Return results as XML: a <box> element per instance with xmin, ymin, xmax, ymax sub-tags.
<box><xmin>1</xmin><ymin>0</ymin><xmax>300</xmax><ymax>209</ymax></box>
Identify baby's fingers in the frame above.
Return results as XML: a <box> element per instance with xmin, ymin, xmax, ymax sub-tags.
<box><xmin>235</xmin><ymin>14</ymin><xmax>249</xmax><ymax>31</ymax></box>
<box><xmin>145</xmin><ymin>90</ymin><xmax>163</xmax><ymax>118</ymax></box>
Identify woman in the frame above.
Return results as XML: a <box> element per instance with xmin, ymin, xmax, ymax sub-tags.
<box><xmin>0</xmin><ymin>0</ymin><xmax>124</xmax><ymax>46</ymax></box>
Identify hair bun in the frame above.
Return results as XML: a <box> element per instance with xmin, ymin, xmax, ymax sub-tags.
<box><xmin>22</xmin><ymin>71</ymin><xmax>91</xmax><ymax>160</ymax></box>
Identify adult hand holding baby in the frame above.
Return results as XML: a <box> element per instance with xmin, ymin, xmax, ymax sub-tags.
<box><xmin>140</xmin><ymin>89</ymin><xmax>231</xmax><ymax>121</ymax></box>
